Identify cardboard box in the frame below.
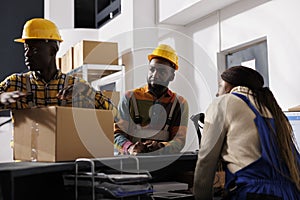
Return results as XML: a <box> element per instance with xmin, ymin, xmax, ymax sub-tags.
<box><xmin>102</xmin><ymin>91</ymin><xmax>120</xmax><ymax>107</ymax></box>
<box><xmin>73</xmin><ymin>40</ymin><xmax>118</xmax><ymax>69</ymax></box>
<box><xmin>13</xmin><ymin>106</ymin><xmax>114</xmax><ymax>162</ymax></box>
<box><xmin>288</xmin><ymin>105</ymin><xmax>300</xmax><ymax>112</ymax></box>
<box><xmin>61</xmin><ymin>47</ymin><xmax>74</xmax><ymax>73</ymax></box>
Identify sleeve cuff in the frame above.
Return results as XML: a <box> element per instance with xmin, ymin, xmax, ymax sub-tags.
<box><xmin>122</xmin><ymin>141</ymin><xmax>133</xmax><ymax>153</ymax></box>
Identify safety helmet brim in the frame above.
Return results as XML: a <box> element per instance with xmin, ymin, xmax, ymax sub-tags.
<box><xmin>14</xmin><ymin>37</ymin><xmax>63</xmax><ymax>43</ymax></box>
<box><xmin>148</xmin><ymin>54</ymin><xmax>178</xmax><ymax>70</ymax></box>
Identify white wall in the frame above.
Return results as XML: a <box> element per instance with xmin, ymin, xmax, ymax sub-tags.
<box><xmin>158</xmin><ymin>0</ymin><xmax>241</xmax><ymax>25</ymax></box>
<box><xmin>45</xmin><ymin>0</ymin><xmax>101</xmax><ymax>57</ymax></box>
<box><xmin>44</xmin><ymin>0</ymin><xmax>74</xmax><ymax>29</ymax></box>
<box><xmin>219</xmin><ymin>0</ymin><xmax>300</xmax><ymax>110</ymax></box>
<box><xmin>97</xmin><ymin>0</ymin><xmax>135</xmax><ymax>90</ymax></box>
<box><xmin>46</xmin><ymin>0</ymin><xmax>300</xmax><ymax>151</ymax></box>
<box><xmin>158</xmin><ymin>0</ymin><xmax>200</xmax><ymax>23</ymax></box>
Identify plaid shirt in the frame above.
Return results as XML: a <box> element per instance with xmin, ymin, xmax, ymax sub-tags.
<box><xmin>0</xmin><ymin>70</ymin><xmax>114</xmax><ymax>110</ymax></box>
<box><xmin>114</xmin><ymin>85</ymin><xmax>189</xmax><ymax>154</ymax></box>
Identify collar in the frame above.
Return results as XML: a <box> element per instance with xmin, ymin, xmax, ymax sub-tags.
<box><xmin>32</xmin><ymin>70</ymin><xmax>62</xmax><ymax>82</ymax></box>
<box><xmin>230</xmin><ymin>86</ymin><xmax>272</xmax><ymax>117</ymax></box>
<box><xmin>54</xmin><ymin>70</ymin><xmax>65</xmax><ymax>79</ymax></box>
<box><xmin>230</xmin><ymin>86</ymin><xmax>253</xmax><ymax>96</ymax></box>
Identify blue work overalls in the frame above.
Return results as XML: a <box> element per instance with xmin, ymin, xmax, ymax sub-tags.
<box><xmin>224</xmin><ymin>93</ymin><xmax>300</xmax><ymax>200</ymax></box>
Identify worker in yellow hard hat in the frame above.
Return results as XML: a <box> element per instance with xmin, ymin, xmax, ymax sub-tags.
<box><xmin>114</xmin><ymin>44</ymin><xmax>189</xmax><ymax>155</ymax></box>
<box><xmin>0</xmin><ymin>18</ymin><xmax>114</xmax><ymax>110</ymax></box>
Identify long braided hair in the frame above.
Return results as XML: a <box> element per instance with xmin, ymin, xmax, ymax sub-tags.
<box><xmin>221</xmin><ymin>66</ymin><xmax>300</xmax><ymax>190</ymax></box>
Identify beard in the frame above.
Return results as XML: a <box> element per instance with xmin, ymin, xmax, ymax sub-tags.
<box><xmin>148</xmin><ymin>83</ymin><xmax>168</xmax><ymax>98</ymax></box>
<box><xmin>26</xmin><ymin>62</ymin><xmax>41</xmax><ymax>72</ymax></box>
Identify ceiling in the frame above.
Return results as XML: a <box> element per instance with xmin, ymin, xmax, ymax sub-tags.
<box><xmin>158</xmin><ymin>0</ymin><xmax>241</xmax><ymax>25</ymax></box>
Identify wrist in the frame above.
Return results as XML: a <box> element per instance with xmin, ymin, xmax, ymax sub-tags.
<box><xmin>158</xmin><ymin>142</ymin><xmax>165</xmax><ymax>148</ymax></box>
<box><xmin>122</xmin><ymin>141</ymin><xmax>133</xmax><ymax>153</ymax></box>
<box><xmin>127</xmin><ymin>144</ymin><xmax>134</xmax><ymax>153</ymax></box>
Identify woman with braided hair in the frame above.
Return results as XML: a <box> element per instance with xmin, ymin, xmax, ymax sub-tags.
<box><xmin>193</xmin><ymin>66</ymin><xmax>300</xmax><ymax>200</ymax></box>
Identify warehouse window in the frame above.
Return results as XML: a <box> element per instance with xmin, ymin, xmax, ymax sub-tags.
<box><xmin>74</xmin><ymin>0</ymin><xmax>121</xmax><ymax>29</ymax></box>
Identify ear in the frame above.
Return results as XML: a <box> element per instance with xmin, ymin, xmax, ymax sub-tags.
<box><xmin>225</xmin><ymin>82</ymin><xmax>234</xmax><ymax>93</ymax></box>
<box><xmin>49</xmin><ymin>41</ymin><xmax>59</xmax><ymax>56</ymax></box>
<box><xmin>50</xmin><ymin>46</ymin><xmax>58</xmax><ymax>57</ymax></box>
<box><xmin>169</xmin><ymin>72</ymin><xmax>175</xmax><ymax>82</ymax></box>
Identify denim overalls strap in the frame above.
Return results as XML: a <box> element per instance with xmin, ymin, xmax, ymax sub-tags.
<box><xmin>224</xmin><ymin>93</ymin><xmax>300</xmax><ymax>200</ymax></box>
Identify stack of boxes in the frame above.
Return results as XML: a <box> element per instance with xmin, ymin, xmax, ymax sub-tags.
<box><xmin>57</xmin><ymin>40</ymin><xmax>119</xmax><ymax>73</ymax></box>
<box><xmin>73</xmin><ymin>40</ymin><xmax>119</xmax><ymax>68</ymax></box>
<box><xmin>57</xmin><ymin>39</ymin><xmax>121</xmax><ymax>106</ymax></box>
<box><xmin>60</xmin><ymin>47</ymin><xmax>74</xmax><ymax>73</ymax></box>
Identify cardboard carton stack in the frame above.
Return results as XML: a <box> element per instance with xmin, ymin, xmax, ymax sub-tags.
<box><xmin>61</xmin><ymin>47</ymin><xmax>74</xmax><ymax>73</ymax></box>
<box><xmin>57</xmin><ymin>40</ymin><xmax>119</xmax><ymax>73</ymax></box>
<box><xmin>288</xmin><ymin>105</ymin><xmax>300</xmax><ymax>112</ymax></box>
<box><xmin>73</xmin><ymin>40</ymin><xmax>118</xmax><ymax>69</ymax></box>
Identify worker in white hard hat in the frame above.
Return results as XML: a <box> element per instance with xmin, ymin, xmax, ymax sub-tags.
<box><xmin>114</xmin><ymin>44</ymin><xmax>189</xmax><ymax>155</ymax></box>
<box><xmin>0</xmin><ymin>18</ymin><xmax>114</xmax><ymax>110</ymax></box>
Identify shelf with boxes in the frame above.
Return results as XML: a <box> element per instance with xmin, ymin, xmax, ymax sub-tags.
<box><xmin>57</xmin><ymin>40</ymin><xmax>125</xmax><ymax>105</ymax></box>
<box><xmin>67</xmin><ymin>63</ymin><xmax>124</xmax><ymax>86</ymax></box>
<box><xmin>68</xmin><ymin>63</ymin><xmax>125</xmax><ymax>106</ymax></box>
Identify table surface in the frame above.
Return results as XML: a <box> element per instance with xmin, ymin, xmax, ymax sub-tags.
<box><xmin>0</xmin><ymin>161</ymin><xmax>74</xmax><ymax>177</ymax></box>
<box><xmin>0</xmin><ymin>152</ymin><xmax>198</xmax><ymax>177</ymax></box>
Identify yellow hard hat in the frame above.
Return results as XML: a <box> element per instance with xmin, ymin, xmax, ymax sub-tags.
<box><xmin>148</xmin><ymin>44</ymin><xmax>179</xmax><ymax>70</ymax></box>
<box><xmin>14</xmin><ymin>18</ymin><xmax>63</xmax><ymax>43</ymax></box>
